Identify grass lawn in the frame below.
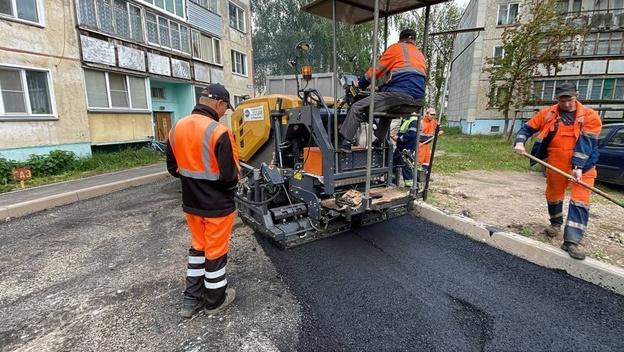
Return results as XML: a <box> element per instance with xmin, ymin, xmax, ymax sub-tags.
<box><xmin>0</xmin><ymin>148</ymin><xmax>164</xmax><ymax>194</ymax></box>
<box><xmin>432</xmin><ymin>127</ymin><xmax>624</xmax><ymax>200</ymax></box>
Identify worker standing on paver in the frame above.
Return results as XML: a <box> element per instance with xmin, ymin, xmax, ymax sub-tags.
<box><xmin>166</xmin><ymin>83</ymin><xmax>240</xmax><ymax>318</ymax></box>
<box><xmin>513</xmin><ymin>82</ymin><xmax>602</xmax><ymax>260</ymax></box>
<box><xmin>417</xmin><ymin>107</ymin><xmax>441</xmax><ymax>176</ymax></box>
<box><xmin>391</xmin><ymin>113</ymin><xmax>419</xmax><ymax>187</ymax></box>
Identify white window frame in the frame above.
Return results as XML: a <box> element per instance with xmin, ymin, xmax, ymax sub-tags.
<box><xmin>83</xmin><ymin>69</ymin><xmax>150</xmax><ymax>112</ymax></box>
<box><xmin>233</xmin><ymin>95</ymin><xmax>245</xmax><ymax>108</ymax></box>
<box><xmin>231</xmin><ymin>50</ymin><xmax>248</xmax><ymax>76</ymax></box>
<box><xmin>0</xmin><ymin>64</ymin><xmax>57</xmax><ymax>120</ymax></box>
<box><xmin>145</xmin><ymin>11</ymin><xmax>190</xmax><ymax>54</ymax></box>
<box><xmin>492</xmin><ymin>45</ymin><xmax>506</xmax><ymax>67</ymax></box>
<box><xmin>137</xmin><ymin>0</ymin><xmax>185</xmax><ymax>20</ymax></box>
<box><xmin>127</xmin><ymin>3</ymin><xmax>144</xmax><ymax>42</ymax></box>
<box><xmin>228</xmin><ymin>1</ymin><xmax>246</xmax><ymax>32</ymax></box>
<box><xmin>0</xmin><ymin>0</ymin><xmax>45</xmax><ymax>27</ymax></box>
<box><xmin>497</xmin><ymin>3</ymin><xmax>519</xmax><ymax>26</ymax></box>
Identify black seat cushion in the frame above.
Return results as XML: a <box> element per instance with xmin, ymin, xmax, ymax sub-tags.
<box><xmin>374</xmin><ymin>95</ymin><xmax>424</xmax><ymax>116</ymax></box>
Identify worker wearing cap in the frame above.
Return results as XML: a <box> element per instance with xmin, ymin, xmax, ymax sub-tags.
<box><xmin>514</xmin><ymin>82</ymin><xmax>602</xmax><ymax>260</ymax></box>
<box><xmin>417</xmin><ymin>107</ymin><xmax>442</xmax><ymax>175</ymax></box>
<box><xmin>339</xmin><ymin>29</ymin><xmax>427</xmax><ymax>152</ymax></box>
<box><xmin>166</xmin><ymin>83</ymin><xmax>240</xmax><ymax>317</ymax></box>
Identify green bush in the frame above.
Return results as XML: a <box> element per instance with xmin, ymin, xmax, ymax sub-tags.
<box><xmin>0</xmin><ymin>155</ymin><xmax>17</xmax><ymax>185</ymax></box>
<box><xmin>442</xmin><ymin>126</ymin><xmax>463</xmax><ymax>136</ymax></box>
<box><xmin>27</xmin><ymin>150</ymin><xmax>76</xmax><ymax>177</ymax></box>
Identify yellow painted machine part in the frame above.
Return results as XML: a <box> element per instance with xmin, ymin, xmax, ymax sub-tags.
<box><xmin>232</xmin><ymin>95</ymin><xmax>302</xmax><ymax>162</ymax></box>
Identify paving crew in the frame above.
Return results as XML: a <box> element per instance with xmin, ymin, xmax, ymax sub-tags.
<box><xmin>391</xmin><ymin>113</ymin><xmax>419</xmax><ymax>187</ymax></box>
<box><xmin>339</xmin><ymin>29</ymin><xmax>427</xmax><ymax>152</ymax></box>
<box><xmin>166</xmin><ymin>83</ymin><xmax>240</xmax><ymax>318</ymax></box>
<box><xmin>514</xmin><ymin>82</ymin><xmax>602</xmax><ymax>260</ymax></box>
<box><xmin>417</xmin><ymin>107</ymin><xmax>442</xmax><ymax>176</ymax></box>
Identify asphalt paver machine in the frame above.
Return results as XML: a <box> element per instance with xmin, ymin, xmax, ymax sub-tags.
<box><xmin>234</xmin><ymin>0</ymin><xmax>446</xmax><ymax>248</ymax></box>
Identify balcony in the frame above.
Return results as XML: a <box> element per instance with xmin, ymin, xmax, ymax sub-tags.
<box><xmin>562</xmin><ymin>8</ymin><xmax>624</xmax><ymax>31</ymax></box>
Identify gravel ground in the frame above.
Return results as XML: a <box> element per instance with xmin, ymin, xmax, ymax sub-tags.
<box><xmin>0</xmin><ymin>179</ymin><xmax>300</xmax><ymax>351</ymax></box>
<box><xmin>2</xmin><ymin>178</ymin><xmax>623</xmax><ymax>351</ymax></box>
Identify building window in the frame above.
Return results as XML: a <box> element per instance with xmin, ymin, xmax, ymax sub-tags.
<box><xmin>192</xmin><ymin>30</ymin><xmax>222</xmax><ymax>65</ymax></box>
<box><xmin>490</xmin><ymin>126</ymin><xmax>500</xmax><ymax>133</ymax></box>
<box><xmin>233</xmin><ymin>95</ymin><xmax>248</xmax><ymax>108</ymax></box>
<box><xmin>0</xmin><ymin>66</ymin><xmax>54</xmax><ymax>118</ymax></box>
<box><xmin>194</xmin><ymin>86</ymin><xmax>204</xmax><ymax>103</ymax></box>
<box><xmin>231</xmin><ymin>50</ymin><xmax>247</xmax><ymax>76</ymax></box>
<box><xmin>0</xmin><ymin>0</ymin><xmax>41</xmax><ymax>25</ymax></box>
<box><xmin>497</xmin><ymin>3</ymin><xmax>519</xmax><ymax>26</ymax></box>
<box><xmin>229</xmin><ymin>2</ymin><xmax>246</xmax><ymax>32</ymax></box>
<box><xmin>151</xmin><ymin>86</ymin><xmax>166</xmax><ymax>99</ymax></box>
<box><xmin>139</xmin><ymin>0</ymin><xmax>184</xmax><ymax>18</ymax></box>
<box><xmin>488</xmin><ymin>87</ymin><xmax>509</xmax><ymax>107</ymax></box>
<box><xmin>79</xmin><ymin>0</ymin><xmax>144</xmax><ymax>42</ymax></box>
<box><xmin>83</xmin><ymin>69</ymin><xmax>148</xmax><ymax>110</ymax></box>
<box><xmin>145</xmin><ymin>12</ymin><xmax>190</xmax><ymax>53</ymax></box>
<box><xmin>190</xmin><ymin>0</ymin><xmax>217</xmax><ymax>12</ymax></box>
<box><xmin>532</xmin><ymin>78</ymin><xmax>624</xmax><ymax>102</ymax></box>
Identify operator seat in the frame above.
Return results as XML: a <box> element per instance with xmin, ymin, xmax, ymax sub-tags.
<box><xmin>372</xmin><ymin>96</ymin><xmax>424</xmax><ymax>117</ymax></box>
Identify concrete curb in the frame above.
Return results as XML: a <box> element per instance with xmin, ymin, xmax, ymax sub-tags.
<box><xmin>413</xmin><ymin>202</ymin><xmax>624</xmax><ymax>296</ymax></box>
<box><xmin>3</xmin><ymin>172</ymin><xmax>170</xmax><ymax>219</ymax></box>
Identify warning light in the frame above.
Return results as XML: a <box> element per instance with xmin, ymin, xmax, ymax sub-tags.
<box><xmin>302</xmin><ymin>66</ymin><xmax>312</xmax><ymax>82</ymax></box>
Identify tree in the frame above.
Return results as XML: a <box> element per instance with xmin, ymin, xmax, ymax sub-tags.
<box><xmin>251</xmin><ymin>0</ymin><xmax>382</xmax><ymax>94</ymax></box>
<box><xmin>482</xmin><ymin>0</ymin><xmax>590</xmax><ymax>136</ymax></box>
<box><xmin>392</xmin><ymin>1</ymin><xmax>464</xmax><ymax>112</ymax></box>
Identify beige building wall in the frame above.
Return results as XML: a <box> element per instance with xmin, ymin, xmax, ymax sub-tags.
<box><xmin>88</xmin><ymin>113</ymin><xmax>152</xmax><ymax>144</ymax></box>
<box><xmin>219</xmin><ymin>0</ymin><xmax>254</xmax><ymax>128</ymax></box>
<box><xmin>0</xmin><ymin>0</ymin><xmax>90</xmax><ymax>157</ymax></box>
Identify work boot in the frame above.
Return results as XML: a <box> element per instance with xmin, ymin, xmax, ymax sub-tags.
<box><xmin>544</xmin><ymin>224</ymin><xmax>561</xmax><ymax>238</ymax></box>
<box><xmin>179</xmin><ymin>295</ymin><xmax>204</xmax><ymax>318</ymax></box>
<box><xmin>338</xmin><ymin>138</ymin><xmax>352</xmax><ymax>153</ymax></box>
<box><xmin>204</xmin><ymin>288</ymin><xmax>236</xmax><ymax>316</ymax></box>
<box><xmin>561</xmin><ymin>242</ymin><xmax>586</xmax><ymax>260</ymax></box>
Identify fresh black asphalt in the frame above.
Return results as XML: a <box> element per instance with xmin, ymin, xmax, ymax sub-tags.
<box><xmin>261</xmin><ymin>215</ymin><xmax>624</xmax><ymax>351</ymax></box>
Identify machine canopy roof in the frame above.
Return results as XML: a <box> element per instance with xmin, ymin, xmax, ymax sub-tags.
<box><xmin>301</xmin><ymin>0</ymin><xmax>450</xmax><ymax>24</ymax></box>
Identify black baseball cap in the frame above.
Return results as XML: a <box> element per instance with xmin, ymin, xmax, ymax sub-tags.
<box><xmin>202</xmin><ymin>83</ymin><xmax>233</xmax><ymax>110</ymax></box>
<box><xmin>399</xmin><ymin>29</ymin><xmax>417</xmax><ymax>41</ymax></box>
<box><xmin>555</xmin><ymin>82</ymin><xmax>577</xmax><ymax>98</ymax></box>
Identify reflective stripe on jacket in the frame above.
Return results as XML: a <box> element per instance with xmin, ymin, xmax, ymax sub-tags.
<box><xmin>360</xmin><ymin>41</ymin><xmax>427</xmax><ymax>98</ymax></box>
<box><xmin>396</xmin><ymin>115</ymin><xmax>419</xmax><ymax>150</ymax></box>
<box><xmin>514</xmin><ymin>101</ymin><xmax>602</xmax><ymax>172</ymax></box>
<box><xmin>167</xmin><ymin>105</ymin><xmax>240</xmax><ymax>217</ymax></box>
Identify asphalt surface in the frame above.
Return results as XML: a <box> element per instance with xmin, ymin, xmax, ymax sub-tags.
<box><xmin>262</xmin><ymin>217</ymin><xmax>624</xmax><ymax>351</ymax></box>
<box><xmin>1</xmin><ymin>178</ymin><xmax>624</xmax><ymax>351</ymax></box>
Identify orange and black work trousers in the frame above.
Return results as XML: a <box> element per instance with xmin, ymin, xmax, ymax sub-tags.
<box><xmin>545</xmin><ymin>124</ymin><xmax>596</xmax><ymax>245</ymax></box>
<box><xmin>184</xmin><ymin>212</ymin><xmax>235</xmax><ymax>309</ymax></box>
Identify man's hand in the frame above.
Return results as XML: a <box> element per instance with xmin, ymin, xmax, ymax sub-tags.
<box><xmin>391</xmin><ymin>135</ymin><xmax>398</xmax><ymax>142</ymax></box>
<box><xmin>514</xmin><ymin>142</ymin><xmax>526</xmax><ymax>155</ymax></box>
<box><xmin>352</xmin><ymin>79</ymin><xmax>359</xmax><ymax>87</ymax></box>
<box><xmin>571</xmin><ymin>168</ymin><xmax>582</xmax><ymax>181</ymax></box>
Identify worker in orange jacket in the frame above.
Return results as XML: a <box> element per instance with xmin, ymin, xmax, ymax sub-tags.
<box><xmin>339</xmin><ymin>29</ymin><xmax>427</xmax><ymax>152</ymax></box>
<box><xmin>166</xmin><ymin>83</ymin><xmax>240</xmax><ymax>318</ymax></box>
<box><xmin>418</xmin><ymin>107</ymin><xmax>442</xmax><ymax>173</ymax></box>
<box><xmin>514</xmin><ymin>82</ymin><xmax>602</xmax><ymax>260</ymax></box>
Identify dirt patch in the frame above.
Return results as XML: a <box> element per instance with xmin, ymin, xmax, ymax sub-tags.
<box><xmin>428</xmin><ymin>170</ymin><xmax>624</xmax><ymax>267</ymax></box>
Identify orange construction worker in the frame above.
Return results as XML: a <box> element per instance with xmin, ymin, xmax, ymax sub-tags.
<box><xmin>166</xmin><ymin>83</ymin><xmax>240</xmax><ymax>318</ymax></box>
<box><xmin>514</xmin><ymin>82</ymin><xmax>602</xmax><ymax>260</ymax></box>
<box><xmin>339</xmin><ymin>29</ymin><xmax>427</xmax><ymax>152</ymax></box>
<box><xmin>418</xmin><ymin>107</ymin><xmax>442</xmax><ymax>173</ymax></box>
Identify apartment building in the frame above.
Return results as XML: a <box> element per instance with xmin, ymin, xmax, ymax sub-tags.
<box><xmin>447</xmin><ymin>0</ymin><xmax>624</xmax><ymax>134</ymax></box>
<box><xmin>0</xmin><ymin>0</ymin><xmax>253</xmax><ymax>160</ymax></box>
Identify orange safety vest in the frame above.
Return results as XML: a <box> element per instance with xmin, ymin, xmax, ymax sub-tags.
<box><xmin>365</xmin><ymin>42</ymin><xmax>427</xmax><ymax>83</ymax></box>
<box><xmin>169</xmin><ymin>114</ymin><xmax>239</xmax><ymax>181</ymax></box>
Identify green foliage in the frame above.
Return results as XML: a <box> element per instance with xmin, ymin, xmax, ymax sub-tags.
<box><xmin>434</xmin><ymin>133</ymin><xmax>539</xmax><ymax>173</ymax></box>
<box><xmin>0</xmin><ymin>148</ymin><xmax>164</xmax><ymax>193</ymax></box>
<box><xmin>27</xmin><ymin>150</ymin><xmax>76</xmax><ymax>177</ymax></box>
<box><xmin>251</xmin><ymin>0</ymin><xmax>385</xmax><ymax>93</ymax></box>
<box><xmin>482</xmin><ymin>0</ymin><xmax>590</xmax><ymax>135</ymax></box>
<box><xmin>391</xmin><ymin>2</ymin><xmax>464</xmax><ymax>109</ymax></box>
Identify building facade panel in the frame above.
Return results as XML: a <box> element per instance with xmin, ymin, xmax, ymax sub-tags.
<box><xmin>0</xmin><ymin>0</ymin><xmax>91</xmax><ymax>160</ymax></box>
<box><xmin>187</xmin><ymin>1</ymin><xmax>222</xmax><ymax>37</ymax></box>
<box><xmin>118</xmin><ymin>45</ymin><xmax>146</xmax><ymax>71</ymax></box>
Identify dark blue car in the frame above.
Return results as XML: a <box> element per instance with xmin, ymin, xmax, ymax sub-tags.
<box><xmin>596</xmin><ymin>123</ymin><xmax>624</xmax><ymax>186</ymax></box>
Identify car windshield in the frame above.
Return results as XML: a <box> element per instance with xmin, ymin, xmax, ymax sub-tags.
<box><xmin>598</xmin><ymin>126</ymin><xmax>614</xmax><ymax>145</ymax></box>
<box><xmin>605</xmin><ymin>128</ymin><xmax>624</xmax><ymax>148</ymax></box>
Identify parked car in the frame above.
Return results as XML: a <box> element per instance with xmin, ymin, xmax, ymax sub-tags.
<box><xmin>596</xmin><ymin>123</ymin><xmax>624</xmax><ymax>186</ymax></box>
